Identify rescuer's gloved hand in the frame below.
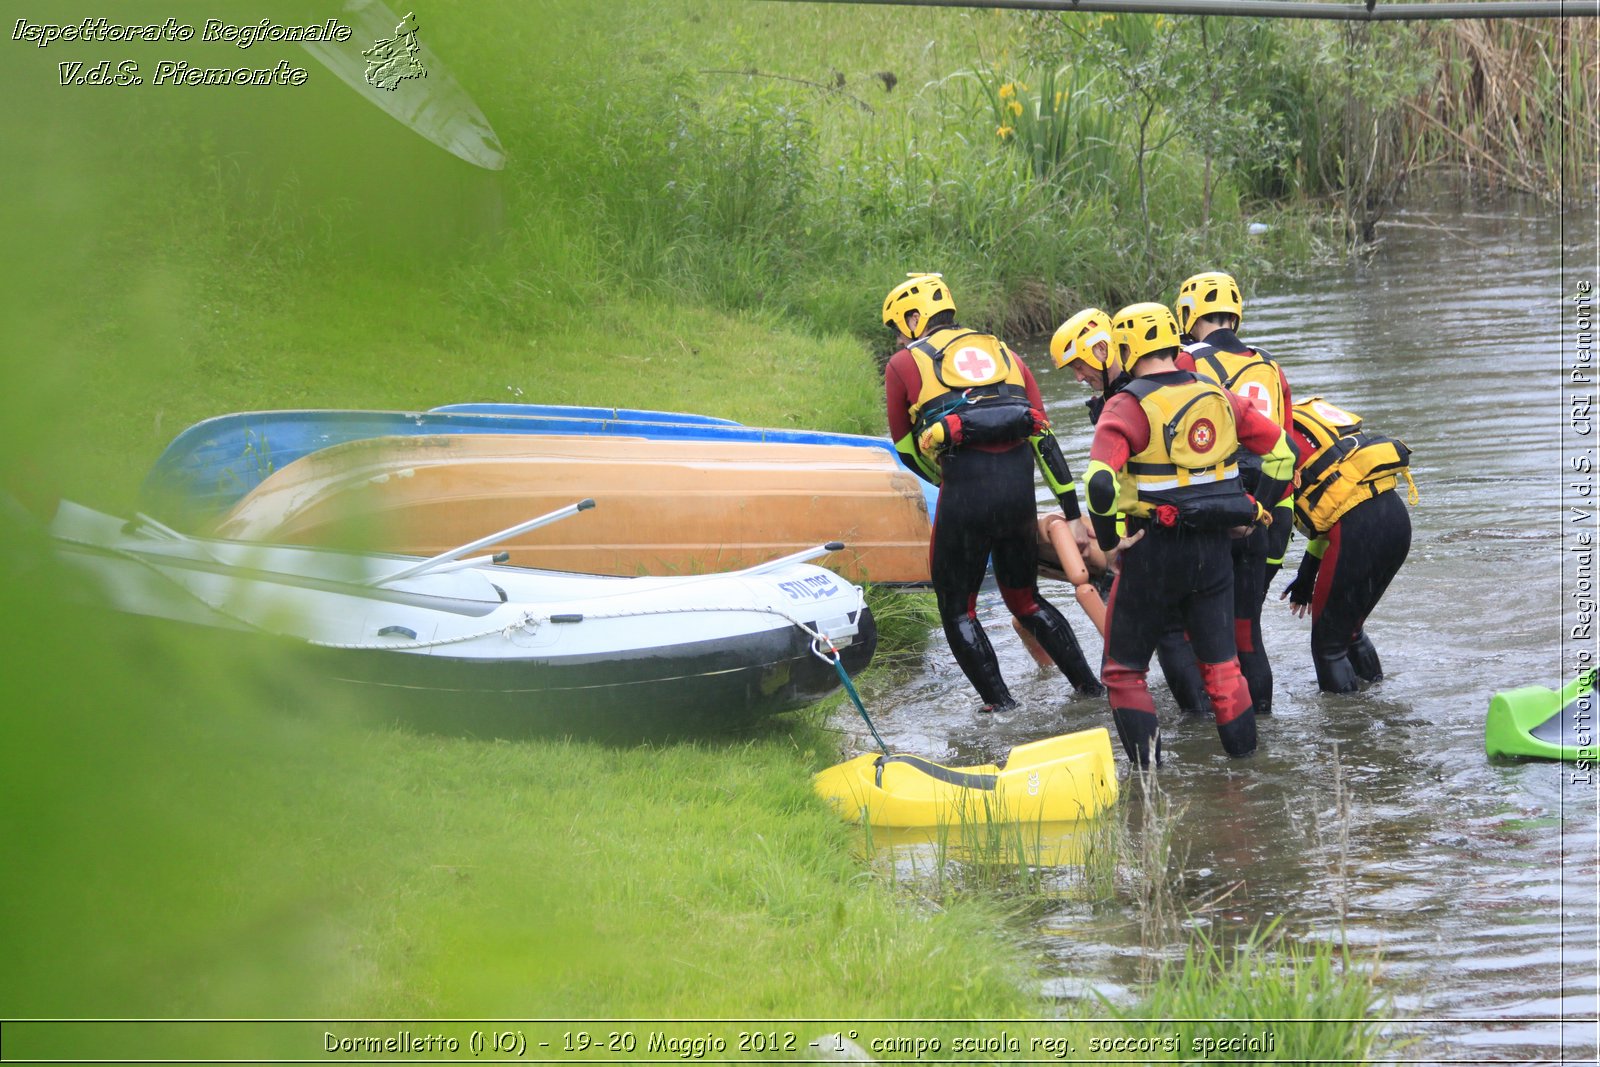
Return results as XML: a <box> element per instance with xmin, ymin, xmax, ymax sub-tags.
<box><xmin>1282</xmin><ymin>556</ymin><xmax>1320</xmax><ymax>606</ymax></box>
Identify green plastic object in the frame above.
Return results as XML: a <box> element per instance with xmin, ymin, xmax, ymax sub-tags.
<box><xmin>1485</xmin><ymin>668</ymin><xmax>1597</xmax><ymax>761</ymax></box>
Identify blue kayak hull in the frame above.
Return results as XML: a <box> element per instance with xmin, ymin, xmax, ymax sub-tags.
<box><xmin>430</xmin><ymin>402</ymin><xmax>741</xmax><ymax>425</ymax></box>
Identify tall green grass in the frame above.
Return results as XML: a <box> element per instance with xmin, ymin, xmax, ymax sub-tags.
<box><xmin>465</xmin><ymin>0</ymin><xmax>1281</xmax><ymax>330</ymax></box>
<box><xmin>853</xmin><ymin>764</ymin><xmax>1392</xmax><ymax>1060</ymax></box>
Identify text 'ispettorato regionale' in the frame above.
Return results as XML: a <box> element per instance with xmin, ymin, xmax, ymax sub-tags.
<box><xmin>13</xmin><ymin>18</ymin><xmax>353</xmax><ymax>87</ymax></box>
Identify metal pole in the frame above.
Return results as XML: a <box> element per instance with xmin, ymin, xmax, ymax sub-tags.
<box><xmin>738</xmin><ymin>540</ymin><xmax>847</xmax><ymax>575</ymax></box>
<box><xmin>762</xmin><ymin>0</ymin><xmax>1600</xmax><ymax>20</ymax></box>
<box><xmin>366</xmin><ymin>498</ymin><xmax>595</xmax><ymax>586</ymax></box>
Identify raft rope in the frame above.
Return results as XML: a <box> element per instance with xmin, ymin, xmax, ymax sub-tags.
<box><xmin>824</xmin><ymin>642</ymin><xmax>889</xmax><ymax>756</ymax></box>
<box><xmin>307</xmin><ymin>599</ymin><xmax>866</xmax><ymax>653</ymax></box>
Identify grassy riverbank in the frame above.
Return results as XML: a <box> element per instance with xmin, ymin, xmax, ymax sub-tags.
<box><xmin>2</xmin><ymin>0</ymin><xmax>1396</xmax><ymax>1056</ymax></box>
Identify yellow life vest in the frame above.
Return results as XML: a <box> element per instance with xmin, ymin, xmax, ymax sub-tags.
<box><xmin>1114</xmin><ymin>375</ymin><xmax>1253</xmax><ymax>528</ymax></box>
<box><xmin>906</xmin><ymin>328</ymin><xmax>1033</xmax><ymax>456</ymax></box>
<box><xmin>1188</xmin><ymin>344</ymin><xmax>1286</xmax><ymax>424</ymax></box>
<box><xmin>1291</xmin><ymin>396</ymin><xmax>1417</xmax><ymax>536</ymax></box>
<box><xmin>1188</xmin><ymin>344</ymin><xmax>1286</xmax><ymax>483</ymax></box>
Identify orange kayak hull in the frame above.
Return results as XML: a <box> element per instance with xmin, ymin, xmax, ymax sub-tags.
<box><xmin>213</xmin><ymin>434</ymin><xmax>935</xmax><ymax>584</ymax></box>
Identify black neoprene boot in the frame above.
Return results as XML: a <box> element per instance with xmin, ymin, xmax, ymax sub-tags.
<box><xmin>1348</xmin><ymin>631</ymin><xmax>1384</xmax><ymax>684</ymax></box>
<box><xmin>1214</xmin><ymin>707</ymin><xmax>1257</xmax><ymax>757</ymax></box>
<box><xmin>945</xmin><ymin>613</ymin><xmax>1017</xmax><ymax>710</ymax></box>
<box><xmin>1111</xmin><ymin>706</ymin><xmax>1162</xmax><ymax>767</ymax></box>
<box><xmin>1312</xmin><ymin>647</ymin><xmax>1361</xmax><ymax>693</ymax></box>
<box><xmin>1018</xmin><ymin>608</ymin><xmax>1104</xmax><ymax>696</ymax></box>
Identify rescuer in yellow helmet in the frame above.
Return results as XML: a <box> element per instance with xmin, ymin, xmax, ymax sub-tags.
<box><xmin>1050</xmin><ymin>306</ymin><xmax>1133</xmax><ymax>427</ymax></box>
<box><xmin>1080</xmin><ymin>302</ymin><xmax>1298</xmax><ymax>766</ymax></box>
<box><xmin>882</xmin><ymin>273</ymin><xmax>1103</xmax><ymax>711</ymax></box>
<box><xmin>1051</xmin><ymin>304</ymin><xmax>1211</xmax><ymax>718</ymax></box>
<box><xmin>1170</xmin><ymin>270</ymin><xmax>1299</xmax><ymax>718</ymax></box>
<box><xmin>1280</xmin><ymin>396</ymin><xmax>1417</xmax><ymax>693</ymax></box>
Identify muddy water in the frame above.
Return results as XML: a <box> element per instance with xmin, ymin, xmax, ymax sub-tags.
<box><xmin>835</xmin><ymin>195</ymin><xmax>1598</xmax><ymax>1062</ymax></box>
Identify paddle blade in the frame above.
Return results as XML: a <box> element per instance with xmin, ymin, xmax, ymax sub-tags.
<box><xmin>300</xmin><ymin>0</ymin><xmax>506</xmax><ymax>170</ymax></box>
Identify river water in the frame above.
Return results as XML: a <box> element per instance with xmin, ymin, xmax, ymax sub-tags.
<box><xmin>833</xmin><ymin>194</ymin><xmax>1599</xmax><ymax>1063</ymax></box>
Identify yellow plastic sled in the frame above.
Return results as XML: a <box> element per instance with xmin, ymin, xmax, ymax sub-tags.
<box><xmin>813</xmin><ymin>728</ymin><xmax>1119</xmax><ymax>828</ymax></box>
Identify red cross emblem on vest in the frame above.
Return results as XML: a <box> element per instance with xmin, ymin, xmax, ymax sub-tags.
<box><xmin>1188</xmin><ymin>418</ymin><xmax>1217</xmax><ymax>453</ymax></box>
<box><xmin>1239</xmin><ymin>380</ymin><xmax>1271</xmax><ymax>416</ymax></box>
<box><xmin>952</xmin><ymin>347</ymin><xmax>996</xmax><ymax>382</ymax></box>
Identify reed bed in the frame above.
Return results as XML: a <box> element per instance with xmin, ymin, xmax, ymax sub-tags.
<box><xmin>1409</xmin><ymin>18</ymin><xmax>1600</xmax><ymax>195</ymax></box>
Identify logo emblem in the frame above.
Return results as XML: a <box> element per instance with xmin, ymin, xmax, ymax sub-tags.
<box><xmin>1188</xmin><ymin>417</ymin><xmax>1217</xmax><ymax>453</ymax></box>
<box><xmin>952</xmin><ymin>347</ymin><xmax>997</xmax><ymax>382</ymax></box>
<box><xmin>364</xmin><ymin>11</ymin><xmax>427</xmax><ymax>91</ymax></box>
<box><xmin>1239</xmin><ymin>381</ymin><xmax>1272</xmax><ymax>416</ymax></box>
<box><xmin>1311</xmin><ymin>399</ymin><xmax>1353</xmax><ymax>425</ymax></box>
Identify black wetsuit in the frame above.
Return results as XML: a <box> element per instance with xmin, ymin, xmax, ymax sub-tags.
<box><xmin>1087</xmin><ymin>372</ymin><xmax>1291</xmax><ymax>765</ymax></box>
<box><xmin>1104</xmin><ymin>522</ymin><xmax>1250</xmax><ymax>760</ymax></box>
<box><xmin>1288</xmin><ymin>489</ymin><xmax>1412</xmax><ymax>692</ymax></box>
<box><xmin>929</xmin><ymin>445</ymin><xmax>1100</xmax><ymax>707</ymax></box>
<box><xmin>1154</xmin><ymin>515</ymin><xmax>1274</xmax><ymax>715</ymax></box>
<box><xmin>885</xmin><ymin>334</ymin><xmax>1101</xmax><ymax>709</ymax></box>
<box><xmin>1086</xmin><ymin>375</ymin><xmax>1213</xmax><ymax>716</ymax></box>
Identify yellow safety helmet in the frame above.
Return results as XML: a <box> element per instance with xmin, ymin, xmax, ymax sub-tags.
<box><xmin>882</xmin><ymin>273</ymin><xmax>955</xmax><ymax>340</ymax></box>
<box><xmin>1112</xmin><ymin>302</ymin><xmax>1182</xmax><ymax>372</ymax></box>
<box><xmin>1173</xmin><ymin>270</ymin><xmax>1243</xmax><ymax>336</ymax></box>
<box><xmin>1049</xmin><ymin>307</ymin><xmax>1115</xmax><ymax>370</ymax></box>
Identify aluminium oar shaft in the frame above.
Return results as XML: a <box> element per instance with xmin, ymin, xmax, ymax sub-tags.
<box><xmin>368</xmin><ymin>499</ymin><xmax>595</xmax><ymax>586</ymax></box>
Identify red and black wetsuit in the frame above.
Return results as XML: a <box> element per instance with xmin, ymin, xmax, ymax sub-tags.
<box><xmin>1087</xmin><ymin>371</ymin><xmax>1291</xmax><ymax>764</ymax></box>
<box><xmin>1082</xmin><ymin>376</ymin><xmax>1214</xmax><ymax>717</ymax></box>
<box><xmin>886</xmin><ymin>335</ymin><xmax>1100</xmax><ymax>709</ymax></box>
<box><xmin>1285</xmin><ymin>423</ymin><xmax>1412</xmax><ymax>693</ymax></box>
<box><xmin>1168</xmin><ymin>332</ymin><xmax>1297</xmax><ymax>716</ymax></box>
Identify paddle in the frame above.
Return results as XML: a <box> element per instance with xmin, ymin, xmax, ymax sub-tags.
<box><xmin>367</xmin><ymin>499</ymin><xmax>595</xmax><ymax>586</ymax></box>
<box><xmin>298</xmin><ymin>0</ymin><xmax>506</xmax><ymax>170</ymax></box>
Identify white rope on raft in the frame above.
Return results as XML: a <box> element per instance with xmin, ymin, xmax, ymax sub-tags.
<box><xmin>308</xmin><ymin>595</ymin><xmax>867</xmax><ymax>654</ymax></box>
